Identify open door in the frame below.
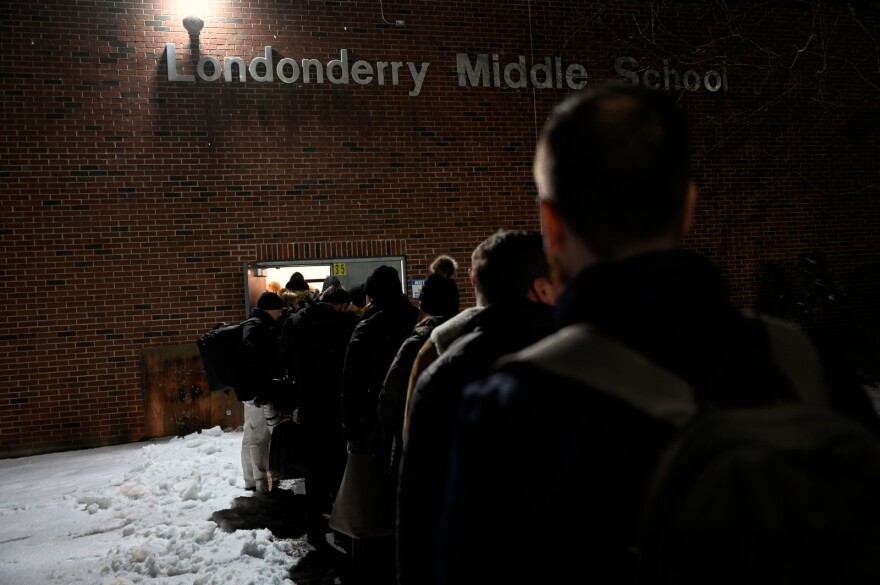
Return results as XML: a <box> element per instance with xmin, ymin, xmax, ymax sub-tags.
<box><xmin>245</xmin><ymin>256</ymin><xmax>408</xmax><ymax>315</ymax></box>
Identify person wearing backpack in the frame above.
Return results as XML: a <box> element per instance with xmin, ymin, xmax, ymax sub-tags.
<box><xmin>434</xmin><ymin>84</ymin><xmax>880</xmax><ymax>585</ymax></box>
<box><xmin>238</xmin><ymin>291</ymin><xmax>285</xmax><ymax>494</ymax></box>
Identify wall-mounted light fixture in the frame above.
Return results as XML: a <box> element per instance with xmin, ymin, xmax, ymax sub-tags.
<box><xmin>183</xmin><ymin>15</ymin><xmax>205</xmax><ymax>36</ymax></box>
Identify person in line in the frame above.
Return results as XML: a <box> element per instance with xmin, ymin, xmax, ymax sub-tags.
<box><xmin>401</xmin><ymin>292</ymin><xmax>484</xmax><ymax>442</ymax></box>
<box><xmin>321</xmin><ymin>275</ymin><xmax>341</xmax><ymax>293</ymax></box>
<box><xmin>281</xmin><ymin>283</ymin><xmax>358</xmax><ymax>549</ymax></box>
<box><xmin>347</xmin><ymin>283</ymin><xmax>368</xmax><ymax>317</ymax></box>
<box><xmin>276</xmin><ymin>289</ymin><xmax>302</xmax><ymax>328</ymax></box>
<box><xmin>339</xmin><ymin>265</ymin><xmax>418</xmax><ymax>582</ymax></box>
<box><xmin>434</xmin><ymin>84</ymin><xmax>880</xmax><ymax>584</ymax></box>
<box><xmin>266</xmin><ymin>280</ymin><xmax>282</xmax><ymax>294</ymax></box>
<box><xmin>341</xmin><ymin>265</ymin><xmax>419</xmax><ymax>450</ymax></box>
<box><xmin>236</xmin><ymin>291</ymin><xmax>285</xmax><ymax>494</ymax></box>
<box><xmin>378</xmin><ymin>255</ymin><xmax>460</xmax><ymax>481</ymax></box>
<box><xmin>396</xmin><ymin>230</ymin><xmax>558</xmax><ymax>585</ymax></box>
<box><xmin>284</xmin><ymin>272</ymin><xmax>315</xmax><ymax>313</ymax></box>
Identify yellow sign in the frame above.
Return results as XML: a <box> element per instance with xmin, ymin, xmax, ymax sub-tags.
<box><xmin>332</xmin><ymin>263</ymin><xmax>347</xmax><ymax>276</ymax></box>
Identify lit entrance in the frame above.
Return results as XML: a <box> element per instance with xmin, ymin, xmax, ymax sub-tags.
<box><xmin>244</xmin><ymin>256</ymin><xmax>408</xmax><ymax>315</ymax></box>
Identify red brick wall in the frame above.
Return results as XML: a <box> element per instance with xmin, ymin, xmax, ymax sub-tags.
<box><xmin>2</xmin><ymin>1</ymin><xmax>878</xmax><ymax>456</ymax></box>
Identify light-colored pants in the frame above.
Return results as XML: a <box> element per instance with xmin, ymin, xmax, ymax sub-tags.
<box><xmin>241</xmin><ymin>401</ymin><xmax>270</xmax><ymax>492</ymax></box>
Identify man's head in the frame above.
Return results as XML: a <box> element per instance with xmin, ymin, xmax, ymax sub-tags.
<box><xmin>470</xmin><ymin>230</ymin><xmax>556</xmax><ymax>307</ymax></box>
<box><xmin>319</xmin><ymin>283</ymin><xmax>351</xmax><ymax>311</ymax></box>
<box><xmin>419</xmin><ymin>255</ymin><xmax>460</xmax><ymax>318</ymax></box>
<box><xmin>348</xmin><ymin>283</ymin><xmax>367</xmax><ymax>311</ymax></box>
<box><xmin>256</xmin><ymin>291</ymin><xmax>284</xmax><ymax>320</ymax></box>
<box><xmin>535</xmin><ymin>83</ymin><xmax>695</xmax><ymax>281</ymax></box>
<box><xmin>365</xmin><ymin>265</ymin><xmax>403</xmax><ymax>307</ymax></box>
<box><xmin>285</xmin><ymin>272</ymin><xmax>309</xmax><ymax>292</ymax></box>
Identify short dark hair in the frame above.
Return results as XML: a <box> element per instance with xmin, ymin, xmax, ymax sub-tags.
<box><xmin>471</xmin><ymin>230</ymin><xmax>549</xmax><ymax>305</ymax></box>
<box><xmin>535</xmin><ymin>83</ymin><xmax>691</xmax><ymax>258</ymax></box>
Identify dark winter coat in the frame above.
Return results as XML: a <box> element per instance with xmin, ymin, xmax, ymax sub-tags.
<box><xmin>281</xmin><ymin>300</ymin><xmax>358</xmax><ymax>521</ymax></box>
<box><xmin>236</xmin><ymin>310</ymin><xmax>284</xmax><ymax>402</ymax></box>
<box><xmin>341</xmin><ymin>294</ymin><xmax>419</xmax><ymax>445</ymax></box>
<box><xmin>396</xmin><ymin>299</ymin><xmax>556</xmax><ymax>585</ymax></box>
<box><xmin>377</xmin><ymin>316</ymin><xmax>450</xmax><ymax>479</ymax></box>
<box><xmin>281</xmin><ymin>301</ymin><xmax>358</xmax><ymax>423</ymax></box>
<box><xmin>434</xmin><ymin>249</ymin><xmax>880</xmax><ymax>585</ymax></box>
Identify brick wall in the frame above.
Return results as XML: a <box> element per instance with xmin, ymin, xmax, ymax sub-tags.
<box><xmin>2</xmin><ymin>0</ymin><xmax>878</xmax><ymax>456</ymax></box>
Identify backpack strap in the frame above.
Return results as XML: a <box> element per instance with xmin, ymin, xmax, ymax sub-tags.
<box><xmin>748</xmin><ymin>312</ymin><xmax>827</xmax><ymax>407</ymax></box>
<box><xmin>499</xmin><ymin>313</ymin><xmax>827</xmax><ymax>427</ymax></box>
<box><xmin>499</xmin><ymin>324</ymin><xmax>696</xmax><ymax>428</ymax></box>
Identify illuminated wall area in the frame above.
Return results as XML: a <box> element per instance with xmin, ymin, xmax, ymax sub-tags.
<box><xmin>1</xmin><ymin>0</ymin><xmax>878</xmax><ymax>455</ymax></box>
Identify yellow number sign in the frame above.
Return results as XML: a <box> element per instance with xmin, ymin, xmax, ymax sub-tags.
<box><xmin>332</xmin><ymin>263</ymin><xmax>347</xmax><ymax>276</ymax></box>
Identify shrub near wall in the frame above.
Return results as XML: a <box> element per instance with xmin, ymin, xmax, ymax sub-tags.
<box><xmin>1</xmin><ymin>1</ymin><xmax>878</xmax><ymax>456</ymax></box>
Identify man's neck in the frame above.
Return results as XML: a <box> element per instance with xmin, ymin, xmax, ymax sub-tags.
<box><xmin>564</xmin><ymin>234</ymin><xmax>678</xmax><ymax>280</ymax></box>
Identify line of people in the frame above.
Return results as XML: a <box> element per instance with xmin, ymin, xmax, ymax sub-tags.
<box><xmin>234</xmin><ymin>232</ymin><xmax>561</xmax><ymax>581</ymax></box>
<box><xmin>235</xmin><ymin>82</ymin><xmax>880</xmax><ymax>584</ymax></box>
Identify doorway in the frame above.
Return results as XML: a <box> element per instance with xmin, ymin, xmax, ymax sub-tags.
<box><xmin>245</xmin><ymin>256</ymin><xmax>408</xmax><ymax>316</ymax></box>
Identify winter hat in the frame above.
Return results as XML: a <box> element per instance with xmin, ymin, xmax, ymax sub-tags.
<box><xmin>364</xmin><ymin>265</ymin><xmax>402</xmax><ymax>306</ymax></box>
<box><xmin>257</xmin><ymin>291</ymin><xmax>284</xmax><ymax>311</ymax></box>
<box><xmin>322</xmin><ymin>275</ymin><xmax>342</xmax><ymax>292</ymax></box>
<box><xmin>419</xmin><ymin>255</ymin><xmax>460</xmax><ymax>318</ymax></box>
<box><xmin>348</xmin><ymin>284</ymin><xmax>367</xmax><ymax>309</ymax></box>
<box><xmin>320</xmin><ymin>284</ymin><xmax>350</xmax><ymax>305</ymax></box>
<box><xmin>285</xmin><ymin>272</ymin><xmax>309</xmax><ymax>291</ymax></box>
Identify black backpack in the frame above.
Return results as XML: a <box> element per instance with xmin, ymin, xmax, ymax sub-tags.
<box><xmin>197</xmin><ymin>320</ymin><xmax>251</xmax><ymax>392</ymax></box>
<box><xmin>506</xmin><ymin>314</ymin><xmax>880</xmax><ymax>584</ymax></box>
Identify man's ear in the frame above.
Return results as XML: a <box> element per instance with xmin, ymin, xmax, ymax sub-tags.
<box><xmin>681</xmin><ymin>181</ymin><xmax>697</xmax><ymax>237</ymax></box>
<box><xmin>540</xmin><ymin>200</ymin><xmax>565</xmax><ymax>257</ymax></box>
<box><xmin>529</xmin><ymin>276</ymin><xmax>558</xmax><ymax>306</ymax></box>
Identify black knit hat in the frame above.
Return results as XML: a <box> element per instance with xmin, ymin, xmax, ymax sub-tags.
<box><xmin>348</xmin><ymin>284</ymin><xmax>367</xmax><ymax>308</ymax></box>
<box><xmin>364</xmin><ymin>265</ymin><xmax>402</xmax><ymax>305</ymax></box>
<box><xmin>420</xmin><ymin>274</ymin><xmax>460</xmax><ymax>317</ymax></box>
<box><xmin>420</xmin><ymin>255</ymin><xmax>460</xmax><ymax>317</ymax></box>
<box><xmin>257</xmin><ymin>291</ymin><xmax>284</xmax><ymax>310</ymax></box>
<box><xmin>285</xmin><ymin>272</ymin><xmax>309</xmax><ymax>291</ymax></box>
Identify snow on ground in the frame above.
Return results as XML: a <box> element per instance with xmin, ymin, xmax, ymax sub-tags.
<box><xmin>0</xmin><ymin>427</ymin><xmax>310</xmax><ymax>585</ymax></box>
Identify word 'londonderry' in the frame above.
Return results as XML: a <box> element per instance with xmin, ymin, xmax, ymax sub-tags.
<box><xmin>165</xmin><ymin>44</ymin><xmax>429</xmax><ymax>96</ymax></box>
<box><xmin>165</xmin><ymin>44</ymin><xmax>589</xmax><ymax>95</ymax></box>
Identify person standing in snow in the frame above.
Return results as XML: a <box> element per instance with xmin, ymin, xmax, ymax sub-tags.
<box><xmin>434</xmin><ymin>84</ymin><xmax>880</xmax><ymax>584</ymax></box>
<box><xmin>396</xmin><ymin>230</ymin><xmax>557</xmax><ymax>585</ymax></box>
<box><xmin>338</xmin><ymin>264</ymin><xmax>418</xmax><ymax>581</ymax></box>
<box><xmin>237</xmin><ymin>291</ymin><xmax>285</xmax><ymax>494</ymax></box>
<box><xmin>280</xmin><ymin>283</ymin><xmax>357</xmax><ymax>548</ymax></box>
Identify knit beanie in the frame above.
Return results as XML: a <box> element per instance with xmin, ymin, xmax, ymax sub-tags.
<box><xmin>348</xmin><ymin>284</ymin><xmax>367</xmax><ymax>309</ymax></box>
<box><xmin>364</xmin><ymin>265</ymin><xmax>402</xmax><ymax>306</ymax></box>
<box><xmin>419</xmin><ymin>255</ymin><xmax>460</xmax><ymax>317</ymax></box>
<box><xmin>285</xmin><ymin>272</ymin><xmax>309</xmax><ymax>291</ymax></box>
<box><xmin>257</xmin><ymin>291</ymin><xmax>284</xmax><ymax>310</ymax></box>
